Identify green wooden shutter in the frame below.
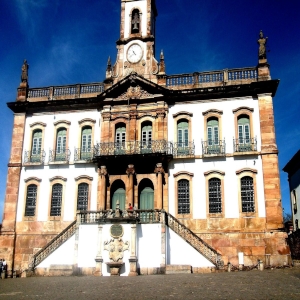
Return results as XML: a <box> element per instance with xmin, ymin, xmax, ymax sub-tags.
<box><xmin>112</xmin><ymin>188</ymin><xmax>126</xmax><ymax>210</ymax></box>
<box><xmin>140</xmin><ymin>187</ymin><xmax>154</xmax><ymax>209</ymax></box>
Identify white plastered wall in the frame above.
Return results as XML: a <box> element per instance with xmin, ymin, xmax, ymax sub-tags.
<box><xmin>17</xmin><ymin>110</ymin><xmax>101</xmax><ymax>222</ymax></box>
<box><xmin>166</xmin><ymin>227</ymin><xmax>214</xmax><ymax>267</ymax></box>
<box><xmin>168</xmin><ymin>97</ymin><xmax>266</xmax><ymax>219</ymax></box>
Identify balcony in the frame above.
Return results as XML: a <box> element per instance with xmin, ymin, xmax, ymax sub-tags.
<box><xmin>49</xmin><ymin>149</ymin><xmax>71</xmax><ymax>163</ymax></box>
<box><xmin>24</xmin><ymin>150</ymin><xmax>46</xmax><ymax>164</ymax></box>
<box><xmin>74</xmin><ymin>148</ymin><xmax>93</xmax><ymax>162</ymax></box>
<box><xmin>173</xmin><ymin>142</ymin><xmax>195</xmax><ymax>157</ymax></box>
<box><xmin>234</xmin><ymin>138</ymin><xmax>257</xmax><ymax>153</ymax></box>
<box><xmin>202</xmin><ymin>140</ymin><xmax>226</xmax><ymax>156</ymax></box>
<box><xmin>93</xmin><ymin>140</ymin><xmax>173</xmax><ymax>158</ymax></box>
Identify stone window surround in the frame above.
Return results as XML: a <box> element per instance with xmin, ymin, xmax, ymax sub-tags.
<box><xmin>232</xmin><ymin>106</ymin><xmax>254</xmax><ymax>143</ymax></box>
<box><xmin>52</xmin><ymin>120</ymin><xmax>71</xmax><ymax>153</ymax></box>
<box><xmin>74</xmin><ymin>175</ymin><xmax>93</xmax><ymax>218</ymax></box>
<box><xmin>28</xmin><ymin>122</ymin><xmax>46</xmax><ymax>157</ymax></box>
<box><xmin>77</xmin><ymin>118</ymin><xmax>96</xmax><ymax>152</ymax></box>
<box><xmin>23</xmin><ymin>177</ymin><xmax>42</xmax><ymax>221</ymax></box>
<box><xmin>204</xmin><ymin>170</ymin><xmax>225</xmax><ymax>219</ymax></box>
<box><xmin>202</xmin><ymin>109</ymin><xmax>223</xmax><ymax>141</ymax></box>
<box><xmin>172</xmin><ymin>111</ymin><xmax>193</xmax><ymax>144</ymax></box>
<box><xmin>48</xmin><ymin>176</ymin><xmax>67</xmax><ymax>221</ymax></box>
<box><xmin>173</xmin><ymin>171</ymin><xmax>194</xmax><ymax>219</ymax></box>
<box><xmin>236</xmin><ymin>168</ymin><xmax>258</xmax><ymax>218</ymax></box>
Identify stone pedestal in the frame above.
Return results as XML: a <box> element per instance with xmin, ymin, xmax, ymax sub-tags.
<box><xmin>106</xmin><ymin>262</ymin><xmax>124</xmax><ymax>276</ymax></box>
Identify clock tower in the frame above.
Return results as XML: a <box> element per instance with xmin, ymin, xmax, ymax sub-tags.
<box><xmin>107</xmin><ymin>0</ymin><xmax>159</xmax><ymax>84</ymax></box>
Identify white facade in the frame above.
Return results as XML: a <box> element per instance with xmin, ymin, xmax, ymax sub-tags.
<box><xmin>37</xmin><ymin>223</ymin><xmax>214</xmax><ymax>275</ymax></box>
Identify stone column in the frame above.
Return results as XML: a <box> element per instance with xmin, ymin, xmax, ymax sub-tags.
<box><xmin>94</xmin><ymin>225</ymin><xmax>103</xmax><ymax>276</ymax></box>
<box><xmin>154</xmin><ymin>163</ymin><xmax>165</xmax><ymax>209</ymax></box>
<box><xmin>129</xmin><ymin>223</ymin><xmax>138</xmax><ymax>276</ymax></box>
<box><xmin>126</xmin><ymin>165</ymin><xmax>135</xmax><ymax>207</ymax></box>
<box><xmin>97</xmin><ymin>166</ymin><xmax>107</xmax><ymax>210</ymax></box>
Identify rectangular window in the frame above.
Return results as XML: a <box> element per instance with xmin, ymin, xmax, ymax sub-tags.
<box><xmin>209</xmin><ymin>178</ymin><xmax>222</xmax><ymax>213</ymax></box>
<box><xmin>241</xmin><ymin>177</ymin><xmax>255</xmax><ymax>213</ymax></box>
<box><xmin>25</xmin><ymin>184</ymin><xmax>37</xmax><ymax>217</ymax></box>
<box><xmin>50</xmin><ymin>184</ymin><xmax>63</xmax><ymax>216</ymax></box>
<box><xmin>178</xmin><ymin>179</ymin><xmax>190</xmax><ymax>214</ymax></box>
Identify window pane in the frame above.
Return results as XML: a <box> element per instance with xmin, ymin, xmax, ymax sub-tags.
<box><xmin>244</xmin><ymin>124</ymin><xmax>250</xmax><ymax>142</ymax></box>
<box><xmin>184</xmin><ymin>129</ymin><xmax>189</xmax><ymax>146</ymax></box>
<box><xmin>178</xmin><ymin>179</ymin><xmax>190</xmax><ymax>214</ymax></box>
<box><xmin>209</xmin><ymin>178</ymin><xmax>222</xmax><ymax>213</ymax></box>
<box><xmin>77</xmin><ymin>183</ymin><xmax>89</xmax><ymax>211</ymax></box>
<box><xmin>178</xmin><ymin>129</ymin><xmax>183</xmax><ymax>145</ymax></box>
<box><xmin>241</xmin><ymin>176</ymin><xmax>255</xmax><ymax>213</ymax></box>
<box><xmin>207</xmin><ymin>127</ymin><xmax>212</xmax><ymax>145</ymax></box>
<box><xmin>50</xmin><ymin>184</ymin><xmax>63</xmax><ymax>216</ymax></box>
<box><xmin>213</xmin><ymin>126</ymin><xmax>219</xmax><ymax>144</ymax></box>
<box><xmin>25</xmin><ymin>184</ymin><xmax>37</xmax><ymax>216</ymax></box>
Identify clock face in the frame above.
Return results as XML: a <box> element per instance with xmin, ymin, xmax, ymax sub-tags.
<box><xmin>127</xmin><ymin>44</ymin><xmax>143</xmax><ymax>63</ymax></box>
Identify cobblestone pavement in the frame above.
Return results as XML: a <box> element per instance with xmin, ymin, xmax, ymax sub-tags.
<box><xmin>0</xmin><ymin>268</ymin><xmax>300</xmax><ymax>300</ymax></box>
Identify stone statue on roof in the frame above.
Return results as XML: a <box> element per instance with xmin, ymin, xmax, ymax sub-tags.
<box><xmin>21</xmin><ymin>59</ymin><xmax>29</xmax><ymax>83</ymax></box>
<box><xmin>257</xmin><ymin>30</ymin><xmax>268</xmax><ymax>60</ymax></box>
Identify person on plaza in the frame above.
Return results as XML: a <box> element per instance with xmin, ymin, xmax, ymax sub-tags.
<box><xmin>0</xmin><ymin>259</ymin><xmax>2</xmax><ymax>278</ymax></box>
<box><xmin>2</xmin><ymin>259</ymin><xmax>7</xmax><ymax>277</ymax></box>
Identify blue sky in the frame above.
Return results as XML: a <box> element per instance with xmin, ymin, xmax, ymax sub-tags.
<box><xmin>0</xmin><ymin>0</ymin><xmax>299</xmax><ymax>222</ymax></box>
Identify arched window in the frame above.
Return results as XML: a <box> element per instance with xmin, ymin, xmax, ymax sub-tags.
<box><xmin>115</xmin><ymin>124</ymin><xmax>126</xmax><ymax>154</ymax></box>
<box><xmin>177</xmin><ymin>119</ymin><xmax>189</xmax><ymax>155</ymax></box>
<box><xmin>32</xmin><ymin>130</ymin><xmax>42</xmax><ymax>156</ymax></box>
<box><xmin>50</xmin><ymin>183</ymin><xmax>63</xmax><ymax>216</ymax></box>
<box><xmin>25</xmin><ymin>184</ymin><xmax>37</xmax><ymax>216</ymax></box>
<box><xmin>131</xmin><ymin>9</ymin><xmax>140</xmax><ymax>34</ymax></box>
<box><xmin>77</xmin><ymin>183</ymin><xmax>89</xmax><ymax>211</ymax></box>
<box><xmin>178</xmin><ymin>179</ymin><xmax>190</xmax><ymax>214</ymax></box>
<box><xmin>81</xmin><ymin>126</ymin><xmax>92</xmax><ymax>159</ymax></box>
<box><xmin>207</xmin><ymin>117</ymin><xmax>219</xmax><ymax>146</ymax></box>
<box><xmin>237</xmin><ymin>115</ymin><xmax>251</xmax><ymax>151</ymax></box>
<box><xmin>241</xmin><ymin>176</ymin><xmax>255</xmax><ymax>213</ymax></box>
<box><xmin>56</xmin><ymin>128</ymin><xmax>67</xmax><ymax>161</ymax></box>
<box><xmin>208</xmin><ymin>178</ymin><xmax>222</xmax><ymax>213</ymax></box>
<box><xmin>141</xmin><ymin>121</ymin><xmax>152</xmax><ymax>152</ymax></box>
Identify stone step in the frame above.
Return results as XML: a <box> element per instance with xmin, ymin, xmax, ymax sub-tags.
<box><xmin>166</xmin><ymin>265</ymin><xmax>191</xmax><ymax>274</ymax></box>
<box><xmin>48</xmin><ymin>264</ymin><xmax>73</xmax><ymax>276</ymax></box>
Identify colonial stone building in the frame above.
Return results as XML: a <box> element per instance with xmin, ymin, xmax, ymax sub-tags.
<box><xmin>0</xmin><ymin>0</ymin><xmax>289</xmax><ymax>276</ymax></box>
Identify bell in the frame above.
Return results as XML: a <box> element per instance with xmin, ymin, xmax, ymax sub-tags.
<box><xmin>133</xmin><ymin>22</ymin><xmax>138</xmax><ymax>30</ymax></box>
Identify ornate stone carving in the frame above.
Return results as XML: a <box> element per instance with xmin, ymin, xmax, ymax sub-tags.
<box><xmin>104</xmin><ymin>237</ymin><xmax>129</xmax><ymax>262</ymax></box>
<box><xmin>21</xmin><ymin>59</ymin><xmax>29</xmax><ymax>83</ymax></box>
<box><xmin>126</xmin><ymin>164</ymin><xmax>135</xmax><ymax>176</ymax></box>
<box><xmin>156</xmin><ymin>109</ymin><xmax>166</xmax><ymax>118</ymax></box>
<box><xmin>99</xmin><ymin>166</ymin><xmax>108</xmax><ymax>178</ymax></box>
<box><xmin>102</xmin><ymin>112</ymin><xmax>111</xmax><ymax>121</ymax></box>
<box><xmin>257</xmin><ymin>30</ymin><xmax>268</xmax><ymax>60</ymax></box>
<box><xmin>116</xmin><ymin>85</ymin><xmax>152</xmax><ymax>101</ymax></box>
<box><xmin>154</xmin><ymin>163</ymin><xmax>165</xmax><ymax>175</ymax></box>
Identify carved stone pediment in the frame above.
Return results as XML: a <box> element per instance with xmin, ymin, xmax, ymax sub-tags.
<box><xmin>99</xmin><ymin>73</ymin><xmax>168</xmax><ymax>102</ymax></box>
<box><xmin>116</xmin><ymin>85</ymin><xmax>153</xmax><ymax>101</ymax></box>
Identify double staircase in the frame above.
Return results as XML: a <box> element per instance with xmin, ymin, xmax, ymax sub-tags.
<box><xmin>29</xmin><ymin>210</ymin><xmax>223</xmax><ymax>271</ymax></box>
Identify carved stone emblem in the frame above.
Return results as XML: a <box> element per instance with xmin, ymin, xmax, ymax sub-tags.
<box><xmin>104</xmin><ymin>237</ymin><xmax>129</xmax><ymax>262</ymax></box>
<box><xmin>116</xmin><ymin>85</ymin><xmax>152</xmax><ymax>101</ymax></box>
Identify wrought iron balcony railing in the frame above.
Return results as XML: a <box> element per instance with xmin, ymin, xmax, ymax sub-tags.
<box><xmin>24</xmin><ymin>150</ymin><xmax>46</xmax><ymax>164</ymax></box>
<box><xmin>234</xmin><ymin>138</ymin><xmax>257</xmax><ymax>152</ymax></box>
<box><xmin>49</xmin><ymin>149</ymin><xmax>71</xmax><ymax>162</ymax></box>
<box><xmin>93</xmin><ymin>140</ymin><xmax>173</xmax><ymax>157</ymax></box>
<box><xmin>172</xmin><ymin>142</ymin><xmax>195</xmax><ymax>156</ymax></box>
<box><xmin>74</xmin><ymin>148</ymin><xmax>93</xmax><ymax>161</ymax></box>
<box><xmin>202</xmin><ymin>140</ymin><xmax>226</xmax><ymax>156</ymax></box>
